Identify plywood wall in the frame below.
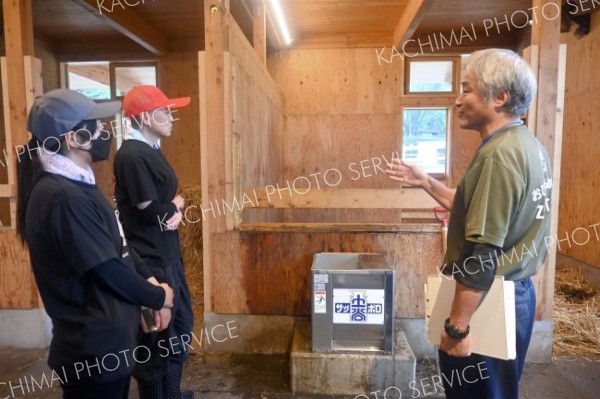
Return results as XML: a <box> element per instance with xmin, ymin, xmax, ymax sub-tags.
<box><xmin>266</xmin><ymin>48</ymin><xmax>480</xmax><ymax>223</ymax></box>
<box><xmin>0</xmin><ymin>41</ymin><xmax>61</xmax><ymax>226</ymax></box>
<box><xmin>0</xmin><ymin>41</ymin><xmax>58</xmax><ymax>308</ymax></box>
<box><xmin>227</xmin><ymin>19</ymin><xmax>285</xmax><ymax>223</ymax></box>
<box><xmin>159</xmin><ymin>51</ymin><xmax>201</xmax><ymax>187</ymax></box>
<box><xmin>0</xmin><ymin>231</ymin><xmax>39</xmax><ymax>308</ymax></box>
<box><xmin>213</xmin><ymin>230</ymin><xmax>443</xmax><ymax>318</ymax></box>
<box><xmin>0</xmin><ymin>44</ymin><xmax>60</xmax><ymax>308</ymax></box>
<box><xmin>558</xmin><ymin>14</ymin><xmax>600</xmax><ymax>269</ymax></box>
<box><xmin>35</xmin><ymin>40</ymin><xmax>60</xmax><ymax>93</ymax></box>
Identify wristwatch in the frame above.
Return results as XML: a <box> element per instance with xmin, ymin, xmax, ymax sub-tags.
<box><xmin>444</xmin><ymin>318</ymin><xmax>470</xmax><ymax>339</ymax></box>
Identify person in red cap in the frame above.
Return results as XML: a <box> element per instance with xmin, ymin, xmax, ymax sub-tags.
<box><xmin>113</xmin><ymin>86</ymin><xmax>194</xmax><ymax>399</ymax></box>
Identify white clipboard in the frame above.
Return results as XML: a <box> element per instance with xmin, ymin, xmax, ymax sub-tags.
<box><xmin>425</xmin><ymin>275</ymin><xmax>516</xmax><ymax>360</ymax></box>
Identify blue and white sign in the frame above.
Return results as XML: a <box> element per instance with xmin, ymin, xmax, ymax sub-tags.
<box><xmin>333</xmin><ymin>289</ymin><xmax>385</xmax><ymax>325</ymax></box>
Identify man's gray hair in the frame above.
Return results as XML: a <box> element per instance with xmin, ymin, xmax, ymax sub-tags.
<box><xmin>463</xmin><ymin>49</ymin><xmax>537</xmax><ymax>118</ymax></box>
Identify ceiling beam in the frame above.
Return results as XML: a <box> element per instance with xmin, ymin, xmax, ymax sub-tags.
<box><xmin>69</xmin><ymin>0</ymin><xmax>168</xmax><ymax>56</ymax></box>
<box><xmin>57</xmin><ymin>40</ymin><xmax>156</xmax><ymax>62</ymax></box>
<box><xmin>403</xmin><ymin>29</ymin><xmax>520</xmax><ymax>55</ymax></box>
<box><xmin>393</xmin><ymin>0</ymin><xmax>435</xmax><ymax>48</ymax></box>
<box><xmin>253</xmin><ymin>0</ymin><xmax>267</xmax><ymax>65</ymax></box>
<box><xmin>261</xmin><ymin>0</ymin><xmax>285</xmax><ymax>51</ymax></box>
<box><xmin>34</xmin><ymin>32</ymin><xmax>59</xmax><ymax>53</ymax></box>
<box><xmin>291</xmin><ymin>32</ymin><xmax>397</xmax><ymax>49</ymax></box>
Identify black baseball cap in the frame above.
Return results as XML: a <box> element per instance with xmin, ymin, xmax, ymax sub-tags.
<box><xmin>27</xmin><ymin>89</ymin><xmax>121</xmax><ymax>142</ymax></box>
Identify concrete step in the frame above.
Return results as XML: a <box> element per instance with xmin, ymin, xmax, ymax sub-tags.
<box><xmin>290</xmin><ymin>320</ymin><xmax>415</xmax><ymax>397</ymax></box>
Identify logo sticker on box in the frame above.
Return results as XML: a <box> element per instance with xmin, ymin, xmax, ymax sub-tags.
<box><xmin>333</xmin><ymin>289</ymin><xmax>385</xmax><ymax>325</ymax></box>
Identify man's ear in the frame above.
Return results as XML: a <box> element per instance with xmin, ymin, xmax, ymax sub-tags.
<box><xmin>491</xmin><ymin>91</ymin><xmax>510</xmax><ymax>110</ymax></box>
<box><xmin>492</xmin><ymin>91</ymin><xmax>510</xmax><ymax>109</ymax></box>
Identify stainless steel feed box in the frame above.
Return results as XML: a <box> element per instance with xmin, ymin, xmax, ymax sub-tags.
<box><xmin>311</xmin><ymin>253</ymin><xmax>395</xmax><ymax>354</ymax></box>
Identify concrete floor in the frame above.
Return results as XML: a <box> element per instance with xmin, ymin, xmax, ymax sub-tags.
<box><xmin>1</xmin><ymin>348</ymin><xmax>598</xmax><ymax>398</ymax></box>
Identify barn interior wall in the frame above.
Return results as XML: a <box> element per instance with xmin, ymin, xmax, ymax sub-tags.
<box><xmin>159</xmin><ymin>51</ymin><xmax>202</xmax><ymax>188</ymax></box>
<box><xmin>228</xmin><ymin>18</ymin><xmax>285</xmax><ymax>223</ymax></box>
<box><xmin>0</xmin><ymin>39</ymin><xmax>59</xmax><ymax>308</ymax></box>
<box><xmin>558</xmin><ymin>13</ymin><xmax>600</xmax><ymax>269</ymax></box>
<box><xmin>266</xmin><ymin>48</ymin><xmax>480</xmax><ymax>224</ymax></box>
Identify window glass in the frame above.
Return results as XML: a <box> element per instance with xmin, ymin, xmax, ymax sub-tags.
<box><xmin>66</xmin><ymin>62</ymin><xmax>111</xmax><ymax>100</ymax></box>
<box><xmin>402</xmin><ymin>108</ymin><xmax>449</xmax><ymax>174</ymax></box>
<box><xmin>408</xmin><ymin>60</ymin><xmax>454</xmax><ymax>93</ymax></box>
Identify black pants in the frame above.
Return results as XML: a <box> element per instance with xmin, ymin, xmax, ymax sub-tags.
<box><xmin>438</xmin><ymin>277</ymin><xmax>536</xmax><ymax>399</ymax></box>
<box><xmin>134</xmin><ymin>258</ymin><xmax>194</xmax><ymax>381</ymax></box>
<box><xmin>61</xmin><ymin>377</ymin><xmax>130</xmax><ymax>399</ymax></box>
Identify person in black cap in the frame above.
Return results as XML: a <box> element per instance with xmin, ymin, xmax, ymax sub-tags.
<box><xmin>17</xmin><ymin>89</ymin><xmax>175</xmax><ymax>399</ymax></box>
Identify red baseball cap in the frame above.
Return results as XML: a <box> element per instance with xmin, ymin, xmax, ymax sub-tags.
<box><xmin>123</xmin><ymin>85</ymin><xmax>190</xmax><ymax>117</ymax></box>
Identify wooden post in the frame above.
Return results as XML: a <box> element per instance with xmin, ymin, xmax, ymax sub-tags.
<box><xmin>202</xmin><ymin>0</ymin><xmax>230</xmax><ymax>313</ymax></box>
<box><xmin>530</xmin><ymin>0</ymin><xmax>562</xmax><ymax>321</ymax></box>
<box><xmin>253</xmin><ymin>0</ymin><xmax>267</xmax><ymax>66</ymax></box>
<box><xmin>2</xmin><ymin>0</ymin><xmax>34</xmax><ymax>228</ymax></box>
<box><xmin>0</xmin><ymin>0</ymin><xmax>41</xmax><ymax>309</ymax></box>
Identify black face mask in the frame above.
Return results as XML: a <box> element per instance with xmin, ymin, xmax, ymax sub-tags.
<box><xmin>86</xmin><ymin>134</ymin><xmax>113</xmax><ymax>163</ymax></box>
<box><xmin>73</xmin><ymin>120</ymin><xmax>113</xmax><ymax>163</ymax></box>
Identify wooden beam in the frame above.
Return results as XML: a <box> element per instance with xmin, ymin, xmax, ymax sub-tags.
<box><xmin>291</xmin><ymin>32</ymin><xmax>397</xmax><ymax>49</ymax></box>
<box><xmin>530</xmin><ymin>0</ymin><xmax>562</xmax><ymax>322</ymax></box>
<box><xmin>253</xmin><ymin>0</ymin><xmax>267</xmax><ymax>65</ymax></box>
<box><xmin>2</xmin><ymin>0</ymin><xmax>34</xmax><ymax>228</ymax></box>
<box><xmin>404</xmin><ymin>29</ymin><xmax>520</xmax><ymax>55</ymax></box>
<box><xmin>393</xmin><ymin>0</ymin><xmax>435</xmax><ymax>48</ymax></box>
<box><xmin>58</xmin><ymin>41</ymin><xmax>156</xmax><ymax>62</ymax></box>
<box><xmin>240</xmin><ymin>222</ymin><xmax>440</xmax><ymax>234</ymax></box>
<box><xmin>244</xmin><ymin>188</ymin><xmax>438</xmax><ymax>209</ymax></box>
<box><xmin>34</xmin><ymin>32</ymin><xmax>58</xmax><ymax>53</ymax></box>
<box><xmin>70</xmin><ymin>0</ymin><xmax>168</xmax><ymax>56</ymax></box>
<box><xmin>0</xmin><ymin>184</ymin><xmax>15</xmax><ymax>198</ymax></box>
<box><xmin>264</xmin><ymin>0</ymin><xmax>284</xmax><ymax>50</ymax></box>
<box><xmin>1</xmin><ymin>0</ymin><xmax>40</xmax><ymax>309</ymax></box>
<box><xmin>201</xmin><ymin>0</ymin><xmax>230</xmax><ymax>314</ymax></box>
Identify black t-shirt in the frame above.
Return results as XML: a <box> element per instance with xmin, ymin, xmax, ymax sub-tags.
<box><xmin>114</xmin><ymin>139</ymin><xmax>181</xmax><ymax>267</ymax></box>
<box><xmin>25</xmin><ymin>173</ymin><xmax>140</xmax><ymax>383</ymax></box>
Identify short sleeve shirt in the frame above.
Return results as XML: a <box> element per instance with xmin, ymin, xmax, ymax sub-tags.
<box><xmin>114</xmin><ymin>139</ymin><xmax>181</xmax><ymax>267</ymax></box>
<box><xmin>444</xmin><ymin>125</ymin><xmax>553</xmax><ymax>281</ymax></box>
<box><xmin>25</xmin><ymin>173</ymin><xmax>140</xmax><ymax>383</ymax></box>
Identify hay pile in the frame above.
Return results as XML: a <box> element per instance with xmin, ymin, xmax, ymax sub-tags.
<box><xmin>179</xmin><ymin>186</ymin><xmax>204</xmax><ymax>319</ymax></box>
<box><xmin>553</xmin><ymin>265</ymin><xmax>600</xmax><ymax>359</ymax></box>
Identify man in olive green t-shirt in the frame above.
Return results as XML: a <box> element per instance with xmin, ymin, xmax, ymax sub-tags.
<box><xmin>387</xmin><ymin>49</ymin><xmax>551</xmax><ymax>399</ymax></box>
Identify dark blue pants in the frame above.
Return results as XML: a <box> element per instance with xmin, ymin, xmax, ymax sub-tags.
<box><xmin>133</xmin><ymin>258</ymin><xmax>194</xmax><ymax>381</ymax></box>
<box><xmin>438</xmin><ymin>277</ymin><xmax>536</xmax><ymax>399</ymax></box>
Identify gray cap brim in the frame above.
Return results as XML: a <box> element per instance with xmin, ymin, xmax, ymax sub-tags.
<box><xmin>84</xmin><ymin>100</ymin><xmax>122</xmax><ymax>120</ymax></box>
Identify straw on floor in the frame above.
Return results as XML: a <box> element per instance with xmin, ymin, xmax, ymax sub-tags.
<box><xmin>553</xmin><ymin>265</ymin><xmax>600</xmax><ymax>359</ymax></box>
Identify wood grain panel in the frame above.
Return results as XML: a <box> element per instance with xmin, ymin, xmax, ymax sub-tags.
<box><xmin>0</xmin><ymin>230</ymin><xmax>38</xmax><ymax>308</ymax></box>
<box><xmin>280</xmin><ymin>209</ymin><xmax>404</xmax><ymax>224</ymax></box>
<box><xmin>558</xmin><ymin>12</ymin><xmax>600</xmax><ymax>270</ymax></box>
<box><xmin>212</xmin><ymin>231</ymin><xmax>443</xmax><ymax>318</ymax></box>
<box><xmin>268</xmin><ymin>48</ymin><xmax>400</xmax><ymax>115</ymax></box>
<box><xmin>226</xmin><ymin>15</ymin><xmax>285</xmax><ymax>224</ymax></box>
<box><xmin>281</xmin><ymin>114</ymin><xmax>401</xmax><ymax>189</ymax></box>
<box><xmin>416</xmin><ymin>0</ymin><xmax>531</xmax><ymax>36</ymax></box>
<box><xmin>159</xmin><ymin>51</ymin><xmax>201</xmax><ymax>187</ymax></box>
<box><xmin>245</xmin><ymin>188</ymin><xmax>437</xmax><ymax>209</ymax></box>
